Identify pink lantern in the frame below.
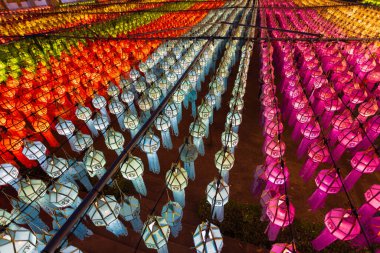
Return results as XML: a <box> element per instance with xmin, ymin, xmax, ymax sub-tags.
<box><xmin>360</xmin><ymin>115</ymin><xmax>380</xmax><ymax>149</ymax></box>
<box><xmin>358</xmin><ymin>184</ymin><xmax>380</xmax><ymax>224</ymax></box>
<box><xmin>308</xmin><ymin>169</ymin><xmax>342</xmax><ymax>211</ymax></box>
<box><xmin>264</xmin><ymin>161</ymin><xmax>289</xmax><ymax>193</ymax></box>
<box><xmin>266</xmin><ymin>195</ymin><xmax>295</xmax><ymax>241</ymax></box>
<box><xmin>312</xmin><ymin>208</ymin><xmax>361</xmax><ymax>251</ymax></box>
<box><xmin>344</xmin><ymin>148</ymin><xmax>379</xmax><ymax>191</ymax></box>
<box><xmin>328</xmin><ymin>111</ymin><xmax>353</xmax><ymax>146</ymax></box>
<box><xmin>251</xmin><ymin>165</ymin><xmax>267</xmax><ymax>196</ymax></box>
<box><xmin>291</xmin><ymin>107</ymin><xmax>313</xmax><ymax>141</ymax></box>
<box><xmin>332</xmin><ymin>128</ymin><xmax>363</xmax><ymax>161</ymax></box>
<box><xmin>297</xmin><ymin>120</ymin><xmax>321</xmax><ymax>158</ymax></box>
<box><xmin>260</xmin><ymin>189</ymin><xmax>279</xmax><ymax>221</ymax></box>
<box><xmin>264</xmin><ymin>138</ymin><xmax>286</xmax><ymax>164</ymax></box>
<box><xmin>264</xmin><ymin>118</ymin><xmax>284</xmax><ymax>140</ymax></box>
<box><xmin>321</xmin><ymin>96</ymin><xmax>342</xmax><ymax>128</ymax></box>
<box><xmin>270</xmin><ymin>243</ymin><xmax>297</xmax><ymax>253</ymax></box>
<box><xmin>300</xmin><ymin>140</ymin><xmax>329</xmax><ymax>182</ymax></box>
<box><xmin>357</xmin><ymin>98</ymin><xmax>378</xmax><ymax>123</ymax></box>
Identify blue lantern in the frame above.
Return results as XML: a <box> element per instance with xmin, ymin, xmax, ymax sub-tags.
<box><xmin>87</xmin><ymin>195</ymin><xmax>127</xmax><ymax>237</ymax></box>
<box><xmin>142</xmin><ymin>216</ymin><xmax>170</xmax><ymax>253</ymax></box>
<box><xmin>140</xmin><ymin>133</ymin><xmax>161</xmax><ymax>174</ymax></box>
<box><xmin>166</xmin><ymin>164</ymin><xmax>189</xmax><ymax>207</ymax></box>
<box><xmin>161</xmin><ymin>201</ymin><xmax>183</xmax><ymax>238</ymax></box>
<box><xmin>120</xmin><ymin>195</ymin><xmax>143</xmax><ymax>233</ymax></box>
<box><xmin>120</xmin><ymin>155</ymin><xmax>147</xmax><ymax>196</ymax></box>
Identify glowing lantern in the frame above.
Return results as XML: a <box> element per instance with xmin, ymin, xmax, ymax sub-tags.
<box><xmin>190</xmin><ymin>120</ymin><xmax>206</xmax><ymax>156</ymax></box>
<box><xmin>92</xmin><ymin>94</ymin><xmax>110</xmax><ymax>122</ymax></box>
<box><xmin>48</xmin><ymin>179</ymin><xmax>80</xmax><ymax>209</ymax></box>
<box><xmin>266</xmin><ymin>195</ymin><xmax>295</xmax><ymax>241</ymax></box>
<box><xmin>161</xmin><ymin>201</ymin><xmax>183</xmax><ymax>237</ymax></box>
<box><xmin>105</xmin><ymin>128</ymin><xmax>125</xmax><ymax>155</ymax></box>
<box><xmin>109</xmin><ymin>97</ymin><xmax>126</xmax><ymax>131</ymax></box>
<box><xmin>164</xmin><ymin>102</ymin><xmax>179</xmax><ymax>136</ymax></box>
<box><xmin>140</xmin><ymin>132</ymin><xmax>161</xmax><ymax>174</ymax></box>
<box><xmin>166</xmin><ymin>163</ymin><xmax>189</xmax><ymax>207</ymax></box>
<box><xmin>179</xmin><ymin>138</ymin><xmax>198</xmax><ymax>181</ymax></box>
<box><xmin>312</xmin><ymin>208</ymin><xmax>361</xmax><ymax>251</ymax></box>
<box><xmin>93</xmin><ymin>112</ymin><xmax>110</xmax><ymax>137</ymax></box>
<box><xmin>332</xmin><ymin>128</ymin><xmax>363</xmax><ymax>161</ymax></box>
<box><xmin>344</xmin><ymin>148</ymin><xmax>379</xmax><ymax>191</ymax></box>
<box><xmin>138</xmin><ymin>95</ymin><xmax>153</xmax><ymax>122</ymax></box>
<box><xmin>31</xmin><ymin>116</ymin><xmax>60</xmax><ymax>148</ymax></box>
<box><xmin>193</xmin><ymin>222</ymin><xmax>223</xmax><ymax>253</ymax></box>
<box><xmin>44</xmin><ymin>155</ymin><xmax>69</xmax><ymax>179</ymax></box>
<box><xmin>155</xmin><ymin>115</ymin><xmax>173</xmax><ymax>149</ymax></box>
<box><xmin>148</xmin><ymin>86</ymin><xmax>162</xmax><ymax>110</ymax></box>
<box><xmin>121</xmin><ymin>88</ymin><xmax>137</xmax><ymax>115</ymax></box>
<box><xmin>198</xmin><ymin>103</ymin><xmax>212</xmax><ymax>138</ymax></box>
<box><xmin>358</xmin><ymin>184</ymin><xmax>380</xmax><ymax>224</ymax></box>
<box><xmin>55</xmin><ymin>118</ymin><xmax>76</xmax><ymax>151</ymax></box>
<box><xmin>221</xmin><ymin>129</ymin><xmax>239</xmax><ymax>154</ymax></box>
<box><xmin>120</xmin><ymin>196</ymin><xmax>143</xmax><ymax>233</ymax></box>
<box><xmin>88</xmin><ymin>195</ymin><xmax>128</xmax><ymax>237</ymax></box>
<box><xmin>22</xmin><ymin>140</ymin><xmax>47</xmax><ymax>169</ymax></box>
<box><xmin>120</xmin><ymin>155</ymin><xmax>147</xmax><ymax>196</ymax></box>
<box><xmin>172</xmin><ymin>89</ymin><xmax>185</xmax><ymax>122</ymax></box>
<box><xmin>308</xmin><ymin>169</ymin><xmax>342</xmax><ymax>211</ymax></box>
<box><xmin>75</xmin><ymin>104</ymin><xmax>98</xmax><ymax>137</ymax></box>
<box><xmin>0</xmin><ymin>163</ymin><xmax>20</xmax><ymax>191</ymax></box>
<box><xmin>142</xmin><ymin>216</ymin><xmax>170</xmax><ymax>253</ymax></box>
<box><xmin>124</xmin><ymin>112</ymin><xmax>140</xmax><ymax>138</ymax></box>
<box><xmin>0</xmin><ymin>224</ymin><xmax>37</xmax><ymax>253</ymax></box>
<box><xmin>214</xmin><ymin>148</ymin><xmax>235</xmax><ymax>183</ymax></box>
<box><xmin>300</xmin><ymin>140</ymin><xmax>329</xmax><ymax>182</ymax></box>
<box><xmin>206</xmin><ymin>178</ymin><xmax>229</xmax><ymax>222</ymax></box>
<box><xmin>72</xmin><ymin>131</ymin><xmax>93</xmax><ymax>152</ymax></box>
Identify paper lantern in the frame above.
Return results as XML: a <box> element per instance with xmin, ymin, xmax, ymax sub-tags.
<box><xmin>155</xmin><ymin>115</ymin><xmax>173</xmax><ymax>149</ymax></box>
<box><xmin>120</xmin><ymin>196</ymin><xmax>143</xmax><ymax>233</ymax></box>
<box><xmin>120</xmin><ymin>155</ymin><xmax>147</xmax><ymax>196</ymax></box>
<box><xmin>179</xmin><ymin>138</ymin><xmax>198</xmax><ymax>181</ymax></box>
<box><xmin>193</xmin><ymin>222</ymin><xmax>223</xmax><ymax>253</ymax></box>
<box><xmin>0</xmin><ymin>224</ymin><xmax>37</xmax><ymax>253</ymax></box>
<box><xmin>22</xmin><ymin>140</ymin><xmax>47</xmax><ymax>168</ymax></box>
<box><xmin>105</xmin><ymin>128</ymin><xmax>125</xmax><ymax>155</ymax></box>
<box><xmin>88</xmin><ymin>195</ymin><xmax>127</xmax><ymax>237</ymax></box>
<box><xmin>121</xmin><ymin>89</ymin><xmax>137</xmax><ymax>115</ymax></box>
<box><xmin>161</xmin><ymin>201</ymin><xmax>183</xmax><ymax>237</ymax></box>
<box><xmin>164</xmin><ymin>102</ymin><xmax>179</xmax><ymax>136</ymax></box>
<box><xmin>189</xmin><ymin>120</ymin><xmax>206</xmax><ymax>156</ymax></box>
<box><xmin>266</xmin><ymin>195</ymin><xmax>295</xmax><ymax>241</ymax></box>
<box><xmin>166</xmin><ymin>164</ymin><xmax>189</xmax><ymax>207</ymax></box>
<box><xmin>44</xmin><ymin>155</ymin><xmax>69</xmax><ymax>178</ymax></box>
<box><xmin>93</xmin><ymin>112</ymin><xmax>110</xmax><ymax>137</ymax></box>
<box><xmin>214</xmin><ymin>148</ymin><xmax>235</xmax><ymax>183</ymax></box>
<box><xmin>72</xmin><ymin>131</ymin><xmax>93</xmax><ymax>152</ymax></box>
<box><xmin>108</xmin><ymin>97</ymin><xmax>126</xmax><ymax>131</ymax></box>
<box><xmin>0</xmin><ymin>163</ymin><xmax>20</xmax><ymax>191</ymax></box>
<box><xmin>75</xmin><ymin>104</ymin><xmax>98</xmax><ymax>137</ymax></box>
<box><xmin>206</xmin><ymin>178</ymin><xmax>229</xmax><ymax>222</ymax></box>
<box><xmin>344</xmin><ymin>148</ymin><xmax>379</xmax><ymax>191</ymax></box>
<box><xmin>124</xmin><ymin>112</ymin><xmax>140</xmax><ymax>138</ymax></box>
<box><xmin>140</xmin><ymin>133</ymin><xmax>161</xmax><ymax>173</ymax></box>
<box><xmin>308</xmin><ymin>169</ymin><xmax>342</xmax><ymax>211</ymax></box>
<box><xmin>92</xmin><ymin>94</ymin><xmax>110</xmax><ymax>122</ymax></box>
<box><xmin>312</xmin><ymin>208</ymin><xmax>361</xmax><ymax>251</ymax></box>
<box><xmin>48</xmin><ymin>179</ymin><xmax>80</xmax><ymax>208</ymax></box>
<box><xmin>142</xmin><ymin>216</ymin><xmax>170</xmax><ymax>253</ymax></box>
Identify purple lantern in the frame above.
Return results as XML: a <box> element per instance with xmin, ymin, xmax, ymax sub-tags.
<box><xmin>308</xmin><ymin>169</ymin><xmax>342</xmax><ymax>211</ymax></box>
<box><xmin>358</xmin><ymin>184</ymin><xmax>380</xmax><ymax>224</ymax></box>
<box><xmin>270</xmin><ymin>243</ymin><xmax>297</xmax><ymax>253</ymax></box>
<box><xmin>297</xmin><ymin>120</ymin><xmax>321</xmax><ymax>158</ymax></box>
<box><xmin>266</xmin><ymin>195</ymin><xmax>295</xmax><ymax>241</ymax></box>
<box><xmin>332</xmin><ymin>128</ymin><xmax>363</xmax><ymax>161</ymax></box>
<box><xmin>344</xmin><ymin>148</ymin><xmax>379</xmax><ymax>191</ymax></box>
<box><xmin>300</xmin><ymin>140</ymin><xmax>329</xmax><ymax>182</ymax></box>
<box><xmin>264</xmin><ymin>161</ymin><xmax>289</xmax><ymax>193</ymax></box>
<box><xmin>312</xmin><ymin>208</ymin><xmax>361</xmax><ymax>251</ymax></box>
<box><xmin>328</xmin><ymin>111</ymin><xmax>353</xmax><ymax>146</ymax></box>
